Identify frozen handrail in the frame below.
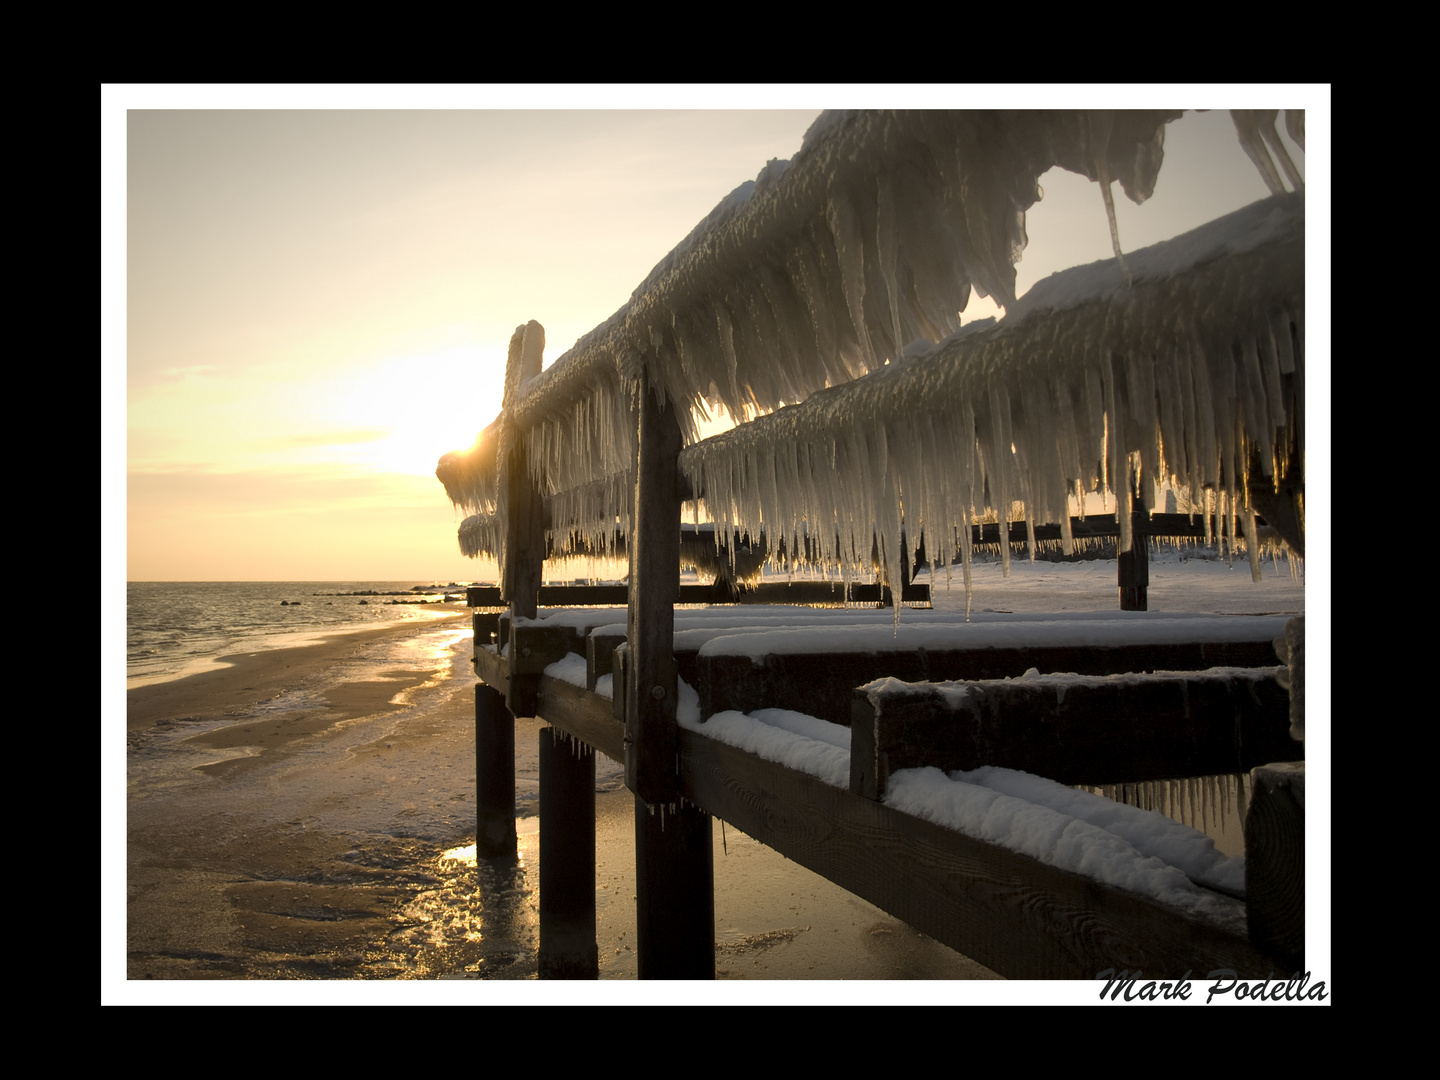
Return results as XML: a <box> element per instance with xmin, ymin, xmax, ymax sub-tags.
<box><xmin>439</xmin><ymin>110</ymin><xmax>1305</xmax><ymax>587</ymax></box>
<box><xmin>679</xmin><ymin>194</ymin><xmax>1304</xmax><ymax>603</ymax></box>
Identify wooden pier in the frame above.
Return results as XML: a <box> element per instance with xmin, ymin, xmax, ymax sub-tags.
<box><xmin>438</xmin><ymin>111</ymin><xmax>1308</xmax><ymax>980</ymax></box>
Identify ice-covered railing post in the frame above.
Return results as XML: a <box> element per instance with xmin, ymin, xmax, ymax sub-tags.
<box><xmin>626</xmin><ymin>362</ymin><xmax>715</xmax><ymax>979</ymax></box>
<box><xmin>474</xmin><ymin>323</ymin><xmax>546</xmax><ymax>865</ymax></box>
<box><xmin>516</xmin><ymin>323</ymin><xmax>604</xmax><ymax>979</ymax></box>
<box><xmin>1118</xmin><ymin>464</ymin><xmax>1149</xmax><ymax>610</ymax></box>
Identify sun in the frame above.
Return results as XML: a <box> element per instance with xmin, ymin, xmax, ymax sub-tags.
<box><xmin>323</xmin><ymin>343</ymin><xmax>506</xmax><ymax>478</ymax></box>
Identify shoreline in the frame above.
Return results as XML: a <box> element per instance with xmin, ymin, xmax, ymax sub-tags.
<box><xmin>121</xmin><ymin>609</ymin><xmax>998</xmax><ymax>989</ymax></box>
<box><xmin>125</xmin><ymin>613</ymin><xmax>485</xmax><ymax>981</ymax></box>
<box><xmin>127</xmin><ymin>615</ymin><xmax>470</xmax><ymax>732</ymax></box>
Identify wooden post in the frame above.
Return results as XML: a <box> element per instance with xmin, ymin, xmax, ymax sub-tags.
<box><xmin>1119</xmin><ymin>470</ymin><xmax>1149</xmax><ymax>610</ymax></box>
<box><xmin>476</xmin><ymin>323</ymin><xmax>543</xmax><ymax>859</ymax></box>
<box><xmin>626</xmin><ymin>366</ymin><xmax>715</xmax><ymax>979</ymax></box>
<box><xmin>635</xmin><ymin>796</ymin><xmax>714</xmax><ymax>979</ymax></box>
<box><xmin>502</xmin><ymin>321</ymin><xmax>547</xmax><ymax>716</ymax></box>
<box><xmin>475</xmin><ymin>682</ymin><xmax>517</xmax><ymax>858</ymax></box>
<box><xmin>538</xmin><ymin>726</ymin><xmax>598</xmax><ymax>978</ymax></box>
<box><xmin>625</xmin><ymin>371</ymin><xmax>683</xmax><ymax>803</ymax></box>
<box><xmin>1245</xmin><ymin>761</ymin><xmax>1305</xmax><ymax>971</ymax></box>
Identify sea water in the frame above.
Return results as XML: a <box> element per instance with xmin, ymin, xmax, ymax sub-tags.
<box><xmin>126</xmin><ymin>581</ymin><xmax>474</xmax><ymax>688</ymax></box>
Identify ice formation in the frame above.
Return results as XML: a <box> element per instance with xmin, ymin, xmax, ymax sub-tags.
<box><xmin>437</xmin><ymin>110</ymin><xmax>1304</xmax><ymax>611</ymax></box>
<box><xmin>681</xmin><ymin>195</ymin><xmax>1304</xmax><ymax>606</ymax></box>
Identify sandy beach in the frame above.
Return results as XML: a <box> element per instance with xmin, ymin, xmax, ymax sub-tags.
<box><xmin>123</xmin><ymin>609</ymin><xmax>1000</xmax><ymax>991</ymax></box>
<box><xmin>115</xmin><ymin>556</ymin><xmax>1306</xmax><ymax>1000</ymax></box>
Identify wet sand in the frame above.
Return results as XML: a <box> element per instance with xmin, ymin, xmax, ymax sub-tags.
<box><xmin>120</xmin><ymin>615</ymin><xmax>998</xmax><ymax>997</ymax></box>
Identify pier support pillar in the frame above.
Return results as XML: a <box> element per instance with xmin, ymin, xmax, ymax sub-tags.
<box><xmin>1119</xmin><ymin>467</ymin><xmax>1149</xmax><ymax>610</ymax></box>
<box><xmin>1118</xmin><ymin>538</ymin><xmax>1148</xmax><ymax>610</ymax></box>
<box><xmin>538</xmin><ymin>725</ymin><xmax>599</xmax><ymax>978</ymax></box>
<box><xmin>475</xmin><ymin>682</ymin><xmax>517</xmax><ymax>859</ymax></box>
<box><xmin>635</xmin><ymin>796</ymin><xmax>714</xmax><ymax>979</ymax></box>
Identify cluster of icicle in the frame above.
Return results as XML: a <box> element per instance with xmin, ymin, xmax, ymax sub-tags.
<box><xmin>436</xmin><ymin>417</ymin><xmax>498</xmax><ymax>521</ymax></box>
<box><xmin>437</xmin><ymin>110</ymin><xmax>1304</xmax><ymax>592</ymax></box>
<box><xmin>680</xmin><ymin>194</ymin><xmax>1304</xmax><ymax>612</ymax></box>
<box><xmin>439</xmin><ymin>111</ymin><xmax>1182</xmax><ymax>547</ymax></box>
<box><xmin>1079</xmin><ymin>773</ymin><xmax>1249</xmax><ymax>836</ymax></box>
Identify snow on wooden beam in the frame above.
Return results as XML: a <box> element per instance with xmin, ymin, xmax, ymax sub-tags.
<box><xmin>851</xmin><ymin>668</ymin><xmax>1296</xmax><ymax>800</ymax></box>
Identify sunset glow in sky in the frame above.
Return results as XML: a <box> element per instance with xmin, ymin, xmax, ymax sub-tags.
<box><xmin>107</xmin><ymin>87</ymin><xmax>1324</xmax><ymax>583</ymax></box>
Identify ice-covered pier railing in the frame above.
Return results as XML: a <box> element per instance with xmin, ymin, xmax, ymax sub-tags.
<box><xmin>682</xmin><ymin>194</ymin><xmax>1304</xmax><ymax>604</ymax></box>
<box><xmin>438</xmin><ymin>110</ymin><xmax>1304</xmax><ymax>599</ymax></box>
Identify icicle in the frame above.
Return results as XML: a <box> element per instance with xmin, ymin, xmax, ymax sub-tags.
<box><xmin>826</xmin><ymin>184</ymin><xmax>876</xmax><ymax>371</ymax></box>
<box><xmin>874</xmin><ymin>172</ymin><xmax>905</xmax><ymax>366</ymax></box>
<box><xmin>1285</xmin><ymin>109</ymin><xmax>1305</xmax><ymax>152</ymax></box>
<box><xmin>1242</xmin><ymin>504</ymin><xmax>1263</xmax><ymax>583</ymax></box>
<box><xmin>1085</xmin><ymin>111</ymin><xmax>1133</xmax><ymax>288</ymax></box>
<box><xmin>1231</xmin><ymin>110</ymin><xmax>1287</xmax><ymax>196</ymax></box>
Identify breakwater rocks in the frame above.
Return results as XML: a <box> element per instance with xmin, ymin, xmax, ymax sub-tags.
<box><xmin>310</xmin><ymin>585</ymin><xmax>471</xmax><ymax>606</ymax></box>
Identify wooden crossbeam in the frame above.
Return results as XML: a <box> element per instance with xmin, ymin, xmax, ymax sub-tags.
<box><xmin>476</xmin><ymin>649</ymin><xmax>1289</xmax><ymax>979</ymax></box>
<box><xmin>851</xmin><ymin>669</ymin><xmax>1299</xmax><ymax>799</ymax></box>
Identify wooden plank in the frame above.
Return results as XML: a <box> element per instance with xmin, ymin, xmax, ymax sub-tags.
<box><xmin>968</xmin><ymin>513</ymin><xmax>1221</xmax><ymax>546</ymax></box>
<box><xmin>467</xmin><ymin>585</ymin><xmax>503</xmax><ymax>607</ymax></box>
<box><xmin>494</xmin><ymin>509</ymin><xmax>1224</xmax><ymax>572</ymax></box>
<box><xmin>472</xmin><ymin>610</ymin><xmax>501</xmax><ymax>652</ymax></box>
<box><xmin>851</xmin><ymin>670</ymin><xmax>1299</xmax><ymax>798</ymax></box>
<box><xmin>699</xmin><ymin>639</ymin><xmax>1283</xmax><ymax>729</ymax></box>
<box><xmin>536</xmin><ymin>676</ymin><xmax>626</xmax><ymax>764</ymax></box>
<box><xmin>586</xmin><ymin>632</ymin><xmax>625</xmax><ymax>692</ymax></box>
<box><xmin>676</xmin><ymin>726</ymin><xmax>1284</xmax><ymax>979</ymax></box>
<box><xmin>499</xmin><ymin>613</ymin><xmax>596</xmax><ymax>656</ymax></box>
<box><xmin>473</xmin><ymin>648</ymin><xmax>510</xmax><ymax>709</ymax></box>
<box><xmin>538</xmin><ymin>584</ymin><xmax>629</xmax><ymax>606</ymax></box>
<box><xmin>510</xmin><ymin>623</ymin><xmax>572</xmax><ymax>675</ymax></box>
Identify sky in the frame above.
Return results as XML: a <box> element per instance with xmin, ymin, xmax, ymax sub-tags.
<box><xmin>106</xmin><ymin>87</ymin><xmax>1325</xmax><ymax>584</ymax></box>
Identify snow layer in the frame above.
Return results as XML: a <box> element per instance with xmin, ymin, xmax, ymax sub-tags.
<box><xmin>543</xmin><ymin>651</ymin><xmax>590</xmax><ymax>688</ymax></box>
<box><xmin>953</xmin><ymin>764</ymin><xmax>1244</xmax><ymax>895</ymax></box>
<box><xmin>673</xmin><ymin>692</ymin><xmax>1248</xmax><ymax>928</ymax></box>
<box><xmin>885</xmin><ymin>766</ymin><xmax>1246</xmax><ymax>931</ymax></box>
<box><xmin>681</xmin><ymin>708</ymin><xmax>852</xmax><ymax>789</ymax></box>
<box><xmin>700</xmin><ymin>614</ymin><xmax>1289</xmax><ymax>660</ymax></box>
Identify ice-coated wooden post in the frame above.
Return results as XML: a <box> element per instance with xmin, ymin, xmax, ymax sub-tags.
<box><xmin>627</xmin><ymin>366</ymin><xmax>715</xmax><ymax>978</ymax></box>
<box><xmin>1119</xmin><ymin>468</ymin><xmax>1149</xmax><ymax>611</ymax></box>
<box><xmin>1118</xmin><ymin>532</ymin><xmax>1148</xmax><ymax>609</ymax></box>
<box><xmin>625</xmin><ymin>370</ymin><xmax>684</xmax><ymax>803</ymax></box>
<box><xmin>474</xmin><ymin>681</ymin><xmax>517</xmax><ymax>858</ymax></box>
<box><xmin>476</xmin><ymin>321</ymin><xmax>545</xmax><ymax>856</ymax></box>
<box><xmin>538</xmin><ymin>726</ymin><xmax>598</xmax><ymax>978</ymax></box>
<box><xmin>502</xmin><ymin>321</ymin><xmax>547</xmax><ymax>716</ymax></box>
